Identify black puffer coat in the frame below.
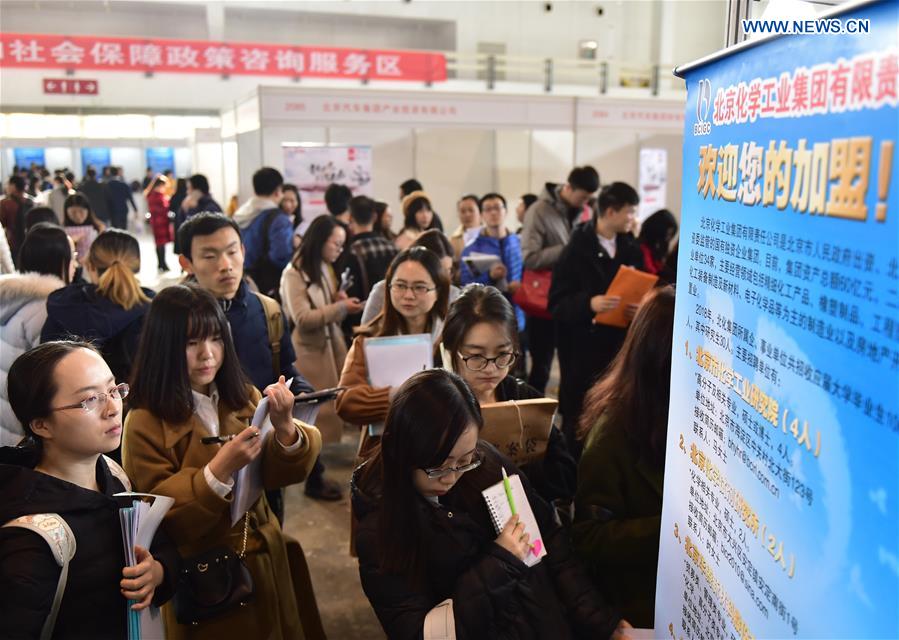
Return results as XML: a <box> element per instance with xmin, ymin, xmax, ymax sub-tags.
<box><xmin>0</xmin><ymin>448</ymin><xmax>179</xmax><ymax>640</ymax></box>
<box><xmin>352</xmin><ymin>442</ymin><xmax>620</xmax><ymax>640</ymax></box>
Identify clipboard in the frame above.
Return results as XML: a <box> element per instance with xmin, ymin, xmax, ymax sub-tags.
<box><xmin>592</xmin><ymin>266</ymin><xmax>658</xmax><ymax>328</ymax></box>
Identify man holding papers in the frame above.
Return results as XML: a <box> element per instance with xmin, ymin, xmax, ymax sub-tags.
<box><xmin>549</xmin><ymin>182</ymin><xmax>647</xmax><ymax>457</ymax></box>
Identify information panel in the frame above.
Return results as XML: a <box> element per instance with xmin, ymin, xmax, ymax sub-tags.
<box><xmin>657</xmin><ymin>1</ymin><xmax>898</xmax><ymax>639</ymax></box>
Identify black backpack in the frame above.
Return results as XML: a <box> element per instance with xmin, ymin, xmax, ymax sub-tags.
<box><xmin>245</xmin><ymin>209</ymin><xmax>285</xmax><ymax>301</ymax></box>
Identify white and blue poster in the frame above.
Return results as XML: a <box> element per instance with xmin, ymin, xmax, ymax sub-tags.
<box><xmin>145</xmin><ymin>147</ymin><xmax>174</xmax><ymax>174</ymax></box>
<box><xmin>657</xmin><ymin>1</ymin><xmax>898</xmax><ymax>639</ymax></box>
<box><xmin>13</xmin><ymin>147</ymin><xmax>45</xmax><ymax>169</ymax></box>
<box><xmin>81</xmin><ymin>147</ymin><xmax>111</xmax><ymax>178</ymax></box>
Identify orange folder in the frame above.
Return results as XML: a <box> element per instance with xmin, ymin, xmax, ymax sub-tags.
<box><xmin>592</xmin><ymin>266</ymin><xmax>659</xmax><ymax>328</ymax></box>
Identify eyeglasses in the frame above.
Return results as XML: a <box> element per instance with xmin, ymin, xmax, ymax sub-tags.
<box><xmin>422</xmin><ymin>451</ymin><xmax>482</xmax><ymax>480</ymax></box>
<box><xmin>389</xmin><ymin>282</ymin><xmax>436</xmax><ymax>296</ymax></box>
<box><xmin>50</xmin><ymin>383</ymin><xmax>129</xmax><ymax>414</ymax></box>
<box><xmin>457</xmin><ymin>352</ymin><xmax>517</xmax><ymax>371</ymax></box>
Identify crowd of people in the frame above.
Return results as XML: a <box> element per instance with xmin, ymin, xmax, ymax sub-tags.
<box><xmin>0</xmin><ymin>161</ymin><xmax>680</xmax><ymax>639</ymax></box>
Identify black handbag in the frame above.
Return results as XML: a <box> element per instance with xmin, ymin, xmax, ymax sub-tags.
<box><xmin>173</xmin><ymin>512</ymin><xmax>255</xmax><ymax>625</ymax></box>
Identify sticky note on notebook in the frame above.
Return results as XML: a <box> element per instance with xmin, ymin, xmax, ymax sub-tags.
<box><xmin>482</xmin><ymin>472</ymin><xmax>547</xmax><ymax>567</ymax></box>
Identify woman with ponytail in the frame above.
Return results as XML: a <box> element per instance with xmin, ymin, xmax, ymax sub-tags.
<box><xmin>41</xmin><ymin>228</ymin><xmax>154</xmax><ymax>385</ymax></box>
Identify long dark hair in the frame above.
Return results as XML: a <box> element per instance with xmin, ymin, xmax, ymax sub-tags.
<box><xmin>365</xmin><ymin>369</ymin><xmax>483</xmax><ymax>580</ymax></box>
<box><xmin>18</xmin><ymin>223</ymin><xmax>73</xmax><ymax>283</ymax></box>
<box><xmin>292</xmin><ymin>215</ymin><xmax>339</xmax><ymax>286</ymax></box>
<box><xmin>63</xmin><ymin>192</ymin><xmax>103</xmax><ymax>231</ymax></box>
<box><xmin>129</xmin><ymin>284</ymin><xmax>250</xmax><ymax>424</ymax></box>
<box><xmin>638</xmin><ymin>209</ymin><xmax>678</xmax><ymax>262</ymax></box>
<box><xmin>282</xmin><ymin>183</ymin><xmax>302</xmax><ymax>229</ymax></box>
<box><xmin>8</xmin><ymin>341</ymin><xmax>100</xmax><ymax>457</ymax></box>
<box><xmin>376</xmin><ymin>247</ymin><xmax>449</xmax><ymax>337</ymax></box>
<box><xmin>577</xmin><ymin>285</ymin><xmax>675</xmax><ymax>468</ymax></box>
<box><xmin>440</xmin><ymin>284</ymin><xmax>519</xmax><ymax>372</ymax></box>
<box><xmin>402</xmin><ymin>194</ymin><xmax>437</xmax><ymax>232</ymax></box>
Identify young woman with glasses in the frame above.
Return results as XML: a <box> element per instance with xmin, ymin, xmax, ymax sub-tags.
<box><xmin>336</xmin><ymin>246</ymin><xmax>449</xmax><ymax>429</ymax></box>
<box><xmin>352</xmin><ymin>368</ymin><xmax>629</xmax><ymax>640</ymax></box>
<box><xmin>0</xmin><ymin>341</ymin><xmax>177</xmax><ymax>639</ymax></box>
<box><xmin>439</xmin><ymin>284</ymin><xmax>577</xmax><ymax>504</ymax></box>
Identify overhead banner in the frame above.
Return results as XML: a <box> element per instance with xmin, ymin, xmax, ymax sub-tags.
<box><xmin>0</xmin><ymin>33</ymin><xmax>447</xmax><ymax>83</ymax></box>
<box><xmin>658</xmin><ymin>1</ymin><xmax>898</xmax><ymax>640</ymax></box>
<box><xmin>282</xmin><ymin>145</ymin><xmax>373</xmax><ymax>234</ymax></box>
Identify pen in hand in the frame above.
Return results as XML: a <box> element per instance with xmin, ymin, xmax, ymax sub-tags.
<box><xmin>201</xmin><ymin>431</ymin><xmax>261</xmax><ymax>445</ymax></box>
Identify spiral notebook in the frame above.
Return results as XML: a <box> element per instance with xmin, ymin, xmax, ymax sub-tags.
<box><xmin>481</xmin><ymin>473</ymin><xmax>547</xmax><ymax>567</ymax></box>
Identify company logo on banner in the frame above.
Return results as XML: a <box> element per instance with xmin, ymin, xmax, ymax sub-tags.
<box><xmin>0</xmin><ymin>33</ymin><xmax>447</xmax><ymax>83</ymax></box>
<box><xmin>659</xmin><ymin>1</ymin><xmax>898</xmax><ymax>639</ymax></box>
<box><xmin>694</xmin><ymin>78</ymin><xmax>713</xmax><ymax>136</ymax></box>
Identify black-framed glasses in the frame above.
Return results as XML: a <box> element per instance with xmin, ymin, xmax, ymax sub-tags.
<box><xmin>50</xmin><ymin>383</ymin><xmax>129</xmax><ymax>414</ymax></box>
<box><xmin>421</xmin><ymin>451</ymin><xmax>483</xmax><ymax>480</ymax></box>
<box><xmin>457</xmin><ymin>352</ymin><xmax>517</xmax><ymax>371</ymax></box>
<box><xmin>389</xmin><ymin>282</ymin><xmax>437</xmax><ymax>296</ymax></box>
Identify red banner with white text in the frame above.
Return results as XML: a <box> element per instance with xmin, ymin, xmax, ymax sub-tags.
<box><xmin>0</xmin><ymin>33</ymin><xmax>447</xmax><ymax>83</ymax></box>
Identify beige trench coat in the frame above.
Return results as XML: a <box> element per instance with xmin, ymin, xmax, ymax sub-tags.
<box><xmin>280</xmin><ymin>261</ymin><xmax>349</xmax><ymax>443</ymax></box>
<box><xmin>122</xmin><ymin>387</ymin><xmax>322</xmax><ymax>640</ymax></box>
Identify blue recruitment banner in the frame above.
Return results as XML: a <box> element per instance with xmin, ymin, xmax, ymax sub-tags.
<box><xmin>13</xmin><ymin>147</ymin><xmax>45</xmax><ymax>169</ymax></box>
<box><xmin>657</xmin><ymin>1</ymin><xmax>898</xmax><ymax>639</ymax></box>
<box><xmin>80</xmin><ymin>147</ymin><xmax>111</xmax><ymax>179</ymax></box>
<box><xmin>145</xmin><ymin>147</ymin><xmax>174</xmax><ymax>174</ymax></box>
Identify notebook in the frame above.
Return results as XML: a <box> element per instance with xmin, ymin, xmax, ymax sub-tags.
<box><xmin>481</xmin><ymin>472</ymin><xmax>547</xmax><ymax>567</ymax></box>
<box><xmin>592</xmin><ymin>265</ymin><xmax>659</xmax><ymax>328</ymax></box>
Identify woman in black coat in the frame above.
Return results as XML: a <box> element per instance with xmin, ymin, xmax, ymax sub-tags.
<box><xmin>439</xmin><ymin>283</ymin><xmax>577</xmax><ymax>504</ymax></box>
<box><xmin>352</xmin><ymin>368</ymin><xmax>629</xmax><ymax>640</ymax></box>
<box><xmin>0</xmin><ymin>341</ymin><xmax>178</xmax><ymax>639</ymax></box>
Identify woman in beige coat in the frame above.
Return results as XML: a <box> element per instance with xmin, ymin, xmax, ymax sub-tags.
<box><xmin>123</xmin><ymin>284</ymin><xmax>322</xmax><ymax>640</ymax></box>
<box><xmin>281</xmin><ymin>216</ymin><xmax>364</xmax><ymax>443</ymax></box>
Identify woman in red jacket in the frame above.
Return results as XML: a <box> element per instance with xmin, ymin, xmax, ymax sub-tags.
<box><xmin>145</xmin><ymin>175</ymin><xmax>172</xmax><ymax>272</ymax></box>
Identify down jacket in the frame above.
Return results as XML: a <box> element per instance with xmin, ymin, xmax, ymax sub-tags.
<box><xmin>0</xmin><ymin>272</ymin><xmax>65</xmax><ymax>445</ymax></box>
<box><xmin>352</xmin><ymin>441</ymin><xmax>620</xmax><ymax>640</ymax></box>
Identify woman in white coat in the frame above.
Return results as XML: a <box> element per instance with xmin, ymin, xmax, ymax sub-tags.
<box><xmin>280</xmin><ymin>215</ymin><xmax>364</xmax><ymax>443</ymax></box>
<box><xmin>0</xmin><ymin>223</ymin><xmax>76</xmax><ymax>444</ymax></box>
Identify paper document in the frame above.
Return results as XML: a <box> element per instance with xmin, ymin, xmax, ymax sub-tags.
<box><xmin>592</xmin><ymin>266</ymin><xmax>659</xmax><ymax>328</ymax></box>
<box><xmin>363</xmin><ymin>334</ymin><xmax>433</xmax><ymax>389</ymax></box>
<box><xmin>230</xmin><ymin>394</ymin><xmax>275</xmax><ymax>526</ymax></box>
<box><xmin>462</xmin><ymin>252</ymin><xmax>502</xmax><ymax>277</ymax></box>
<box><xmin>115</xmin><ymin>493</ymin><xmax>174</xmax><ymax>640</ymax></box>
<box><xmin>482</xmin><ymin>473</ymin><xmax>547</xmax><ymax>567</ymax></box>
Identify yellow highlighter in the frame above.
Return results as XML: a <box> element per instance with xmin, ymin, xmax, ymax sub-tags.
<box><xmin>501</xmin><ymin>467</ymin><xmax>517</xmax><ymax>515</ymax></box>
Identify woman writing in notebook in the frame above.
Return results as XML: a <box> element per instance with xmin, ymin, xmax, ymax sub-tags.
<box><xmin>122</xmin><ymin>284</ymin><xmax>322</xmax><ymax>639</ymax></box>
<box><xmin>0</xmin><ymin>341</ymin><xmax>177</xmax><ymax>639</ymax></box>
<box><xmin>336</xmin><ymin>246</ymin><xmax>450</xmax><ymax>429</ymax></box>
<box><xmin>439</xmin><ymin>284</ymin><xmax>577</xmax><ymax>503</ymax></box>
<box><xmin>352</xmin><ymin>368</ymin><xmax>630</xmax><ymax>639</ymax></box>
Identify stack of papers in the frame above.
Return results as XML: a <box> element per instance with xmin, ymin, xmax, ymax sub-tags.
<box><xmin>115</xmin><ymin>492</ymin><xmax>174</xmax><ymax>640</ymax></box>
<box><xmin>363</xmin><ymin>334</ymin><xmax>433</xmax><ymax>435</ymax></box>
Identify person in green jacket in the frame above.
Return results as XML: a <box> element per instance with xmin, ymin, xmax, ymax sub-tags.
<box><xmin>572</xmin><ymin>285</ymin><xmax>675</xmax><ymax>628</ymax></box>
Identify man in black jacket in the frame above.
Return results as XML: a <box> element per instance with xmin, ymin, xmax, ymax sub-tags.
<box><xmin>105</xmin><ymin>166</ymin><xmax>136</xmax><ymax>230</ymax></box>
<box><xmin>178</xmin><ymin>213</ymin><xmax>344</xmax><ymax>504</ymax></box>
<box><xmin>79</xmin><ymin>168</ymin><xmax>110</xmax><ymax>224</ymax></box>
<box><xmin>549</xmin><ymin>182</ymin><xmax>644</xmax><ymax>456</ymax></box>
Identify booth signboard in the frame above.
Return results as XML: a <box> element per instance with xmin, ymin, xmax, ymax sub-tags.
<box><xmin>13</xmin><ymin>147</ymin><xmax>45</xmax><ymax>169</ymax></box>
<box><xmin>146</xmin><ymin>147</ymin><xmax>174</xmax><ymax>175</ymax></box>
<box><xmin>658</xmin><ymin>1</ymin><xmax>898</xmax><ymax>639</ymax></box>
<box><xmin>282</xmin><ymin>145</ymin><xmax>373</xmax><ymax>234</ymax></box>
<box><xmin>638</xmin><ymin>147</ymin><xmax>668</xmax><ymax>222</ymax></box>
<box><xmin>81</xmin><ymin>147</ymin><xmax>111</xmax><ymax>178</ymax></box>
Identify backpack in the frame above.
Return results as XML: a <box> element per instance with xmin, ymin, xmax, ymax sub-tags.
<box><xmin>253</xmin><ymin>290</ymin><xmax>284</xmax><ymax>382</ymax></box>
<box><xmin>245</xmin><ymin>209</ymin><xmax>285</xmax><ymax>301</ymax></box>
<box><xmin>1</xmin><ymin>457</ymin><xmax>130</xmax><ymax>640</ymax></box>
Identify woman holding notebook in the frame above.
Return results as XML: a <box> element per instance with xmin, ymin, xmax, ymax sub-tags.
<box><xmin>352</xmin><ymin>369</ymin><xmax>630</xmax><ymax>639</ymax></box>
<box><xmin>0</xmin><ymin>341</ymin><xmax>177</xmax><ymax>639</ymax></box>
<box><xmin>122</xmin><ymin>284</ymin><xmax>322</xmax><ymax>639</ymax></box>
<box><xmin>336</xmin><ymin>246</ymin><xmax>450</xmax><ymax>429</ymax></box>
<box><xmin>439</xmin><ymin>283</ymin><xmax>577</xmax><ymax>504</ymax></box>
